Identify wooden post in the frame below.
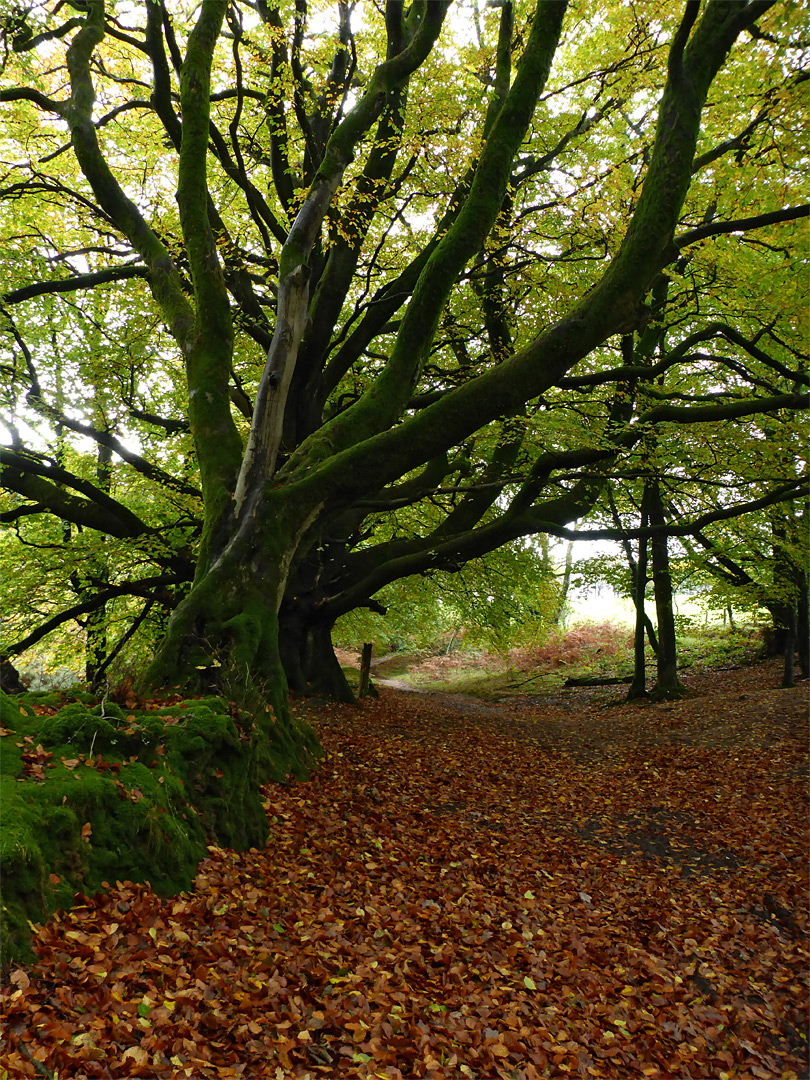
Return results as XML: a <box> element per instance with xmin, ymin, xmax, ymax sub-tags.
<box><xmin>358</xmin><ymin>642</ymin><xmax>373</xmax><ymax>699</ymax></box>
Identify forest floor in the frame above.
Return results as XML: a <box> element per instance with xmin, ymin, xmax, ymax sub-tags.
<box><xmin>1</xmin><ymin>658</ymin><xmax>808</xmax><ymax>1080</ymax></box>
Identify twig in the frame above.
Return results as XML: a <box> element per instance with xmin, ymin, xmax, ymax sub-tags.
<box><xmin>17</xmin><ymin>1040</ymin><xmax>56</xmax><ymax>1079</ymax></box>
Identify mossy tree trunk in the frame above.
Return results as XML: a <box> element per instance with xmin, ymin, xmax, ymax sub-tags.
<box><xmin>648</xmin><ymin>479</ymin><xmax>688</xmax><ymax>700</ymax></box>
<box><xmin>145</xmin><ymin>485</ymin><xmax>326</xmax><ymax>774</ymax></box>
<box><xmin>796</xmin><ymin>574</ymin><xmax>809</xmax><ymax>681</ymax></box>
<box><xmin>770</xmin><ymin>509</ymin><xmax>809</xmax><ymax>687</ymax></box>
<box><xmin>301</xmin><ymin>621</ymin><xmax>358</xmax><ymax>703</ymax></box>
<box><xmin>629</xmin><ymin>490</ymin><xmax>651</xmax><ymax>701</ymax></box>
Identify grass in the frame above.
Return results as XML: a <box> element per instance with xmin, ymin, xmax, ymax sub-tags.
<box><xmin>336</xmin><ymin>622</ymin><xmax>767</xmax><ymax>698</ymax></box>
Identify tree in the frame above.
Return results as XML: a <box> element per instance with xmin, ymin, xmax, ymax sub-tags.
<box><xmin>2</xmin><ymin>1</ymin><xmax>807</xmax><ymax>773</ymax></box>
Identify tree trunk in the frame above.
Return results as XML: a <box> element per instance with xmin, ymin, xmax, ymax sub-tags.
<box><xmin>765</xmin><ymin>607</ymin><xmax>790</xmax><ymax>658</ymax></box>
<box><xmin>277</xmin><ymin>590</ymin><xmax>358</xmax><ymax>703</ymax></box>
<box><xmin>648</xmin><ymin>479</ymin><xmax>688</xmax><ymax>700</ymax></box>
<box><xmin>84</xmin><ymin>602</ymin><xmax>108</xmax><ymax>690</ymax></box>
<box><xmin>553</xmin><ymin>541</ymin><xmax>575</xmax><ymax>629</ymax></box>
<box><xmin>781</xmin><ymin>603</ymin><xmax>796</xmax><ymax>689</ymax></box>
<box><xmin>796</xmin><ymin>574</ymin><xmax>809</xmax><ymax>680</ymax></box>
<box><xmin>303</xmin><ymin>620</ymin><xmax>357</xmax><ymax>703</ymax></box>
<box><xmin>628</xmin><ymin>498</ymin><xmax>650</xmax><ymax>701</ymax></box>
<box><xmin>0</xmin><ymin>655</ymin><xmax>24</xmax><ymax>693</ymax></box>
<box><xmin>358</xmin><ymin>643</ymin><xmax>373</xmax><ymax>699</ymax></box>
<box><xmin>143</xmin><ymin>495</ymin><xmax>323</xmax><ymax>781</ymax></box>
<box><xmin>770</xmin><ymin>515</ymin><xmax>807</xmax><ymax>688</ymax></box>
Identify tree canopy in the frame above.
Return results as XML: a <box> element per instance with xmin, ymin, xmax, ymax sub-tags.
<box><xmin>1</xmin><ymin>0</ymin><xmax>807</xmax><ymax>764</ymax></box>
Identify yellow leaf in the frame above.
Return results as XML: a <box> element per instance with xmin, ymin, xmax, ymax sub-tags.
<box><xmin>122</xmin><ymin>1047</ymin><xmax>149</xmax><ymax>1064</ymax></box>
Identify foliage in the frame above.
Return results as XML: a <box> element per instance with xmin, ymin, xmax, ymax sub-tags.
<box><xmin>510</xmin><ymin>620</ymin><xmax>633</xmax><ymax>674</ymax></box>
<box><xmin>334</xmin><ymin>538</ymin><xmax>562</xmax><ymax>655</ymax></box>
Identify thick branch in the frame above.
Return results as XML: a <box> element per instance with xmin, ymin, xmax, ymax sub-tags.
<box><xmin>284</xmin><ymin>2</ymin><xmax>791</xmax><ymax>508</ymax></box>
<box><xmin>297</xmin><ymin>1</ymin><xmax>568</xmax><ymax>462</ymax></box>
<box><xmin>1</xmin><ymin>450</ymin><xmax>149</xmax><ymax>538</ymax></box>
<box><xmin>525</xmin><ymin>480</ymin><xmax>807</xmax><ymax>543</ymax></box>
<box><xmin>636</xmin><ymin>391</ymin><xmax>809</xmax><ymax>426</ymax></box>
<box><xmin>233</xmin><ymin>0</ymin><xmax>453</xmax><ymax>512</ymax></box>
<box><xmin>676</xmin><ymin>204</ymin><xmax>809</xmax><ymax>249</ymax></box>
<box><xmin>63</xmin><ymin>3</ymin><xmax>196</xmax><ymax>347</ymax></box>
<box><xmin>1</xmin><ymin>265</ymin><xmax>149</xmax><ymax>305</ymax></box>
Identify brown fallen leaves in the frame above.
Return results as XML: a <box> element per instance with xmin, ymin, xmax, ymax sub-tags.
<box><xmin>1</xmin><ymin>664</ymin><xmax>808</xmax><ymax>1079</ymax></box>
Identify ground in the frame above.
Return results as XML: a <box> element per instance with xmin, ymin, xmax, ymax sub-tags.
<box><xmin>1</xmin><ymin>658</ymin><xmax>807</xmax><ymax>1079</ymax></box>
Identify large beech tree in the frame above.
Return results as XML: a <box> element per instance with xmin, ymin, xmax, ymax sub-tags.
<box><xmin>2</xmin><ymin>1</ymin><xmax>808</xmax><ymax>771</ymax></box>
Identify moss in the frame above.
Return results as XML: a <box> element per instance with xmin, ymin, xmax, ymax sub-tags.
<box><xmin>17</xmin><ymin>690</ymin><xmax>69</xmax><ymax>710</ymax></box>
<box><xmin>0</xmin><ymin>690</ymin><xmax>269</xmax><ymax>968</ymax></box>
<box><xmin>0</xmin><ymin>690</ymin><xmax>24</xmax><ymax>729</ymax></box>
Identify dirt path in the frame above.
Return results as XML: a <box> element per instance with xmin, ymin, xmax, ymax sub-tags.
<box><xmin>371</xmin><ymin>658</ymin><xmax>808</xmax><ymax>761</ymax></box>
<box><xmin>318</xmin><ymin>658</ymin><xmax>809</xmax><ymax>881</ymax></box>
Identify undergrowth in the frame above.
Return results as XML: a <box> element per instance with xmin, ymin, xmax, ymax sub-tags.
<box><xmin>341</xmin><ymin>623</ymin><xmax>767</xmax><ymax>695</ymax></box>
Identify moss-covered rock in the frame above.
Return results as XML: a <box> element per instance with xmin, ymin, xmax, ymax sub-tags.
<box><xmin>0</xmin><ymin>689</ymin><xmax>270</xmax><ymax>967</ymax></box>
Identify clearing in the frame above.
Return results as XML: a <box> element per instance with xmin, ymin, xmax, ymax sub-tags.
<box><xmin>1</xmin><ymin>658</ymin><xmax>808</xmax><ymax>1079</ymax></box>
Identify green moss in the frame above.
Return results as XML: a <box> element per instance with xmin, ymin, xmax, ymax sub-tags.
<box><xmin>0</xmin><ymin>691</ymin><xmax>24</xmax><ymax>730</ymax></box>
<box><xmin>0</xmin><ymin>690</ymin><xmax>269</xmax><ymax>968</ymax></box>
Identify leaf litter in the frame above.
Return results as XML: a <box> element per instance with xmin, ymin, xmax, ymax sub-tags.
<box><xmin>1</xmin><ymin>660</ymin><xmax>807</xmax><ymax>1079</ymax></box>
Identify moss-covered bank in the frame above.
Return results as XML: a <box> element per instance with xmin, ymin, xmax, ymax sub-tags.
<box><xmin>0</xmin><ymin>688</ymin><xmax>285</xmax><ymax>967</ymax></box>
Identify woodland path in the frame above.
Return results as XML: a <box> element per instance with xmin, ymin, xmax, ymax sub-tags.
<box><xmin>2</xmin><ymin>660</ymin><xmax>808</xmax><ymax>1079</ymax></box>
<box><xmin>372</xmin><ymin>661</ymin><xmax>808</xmax><ymax>758</ymax></box>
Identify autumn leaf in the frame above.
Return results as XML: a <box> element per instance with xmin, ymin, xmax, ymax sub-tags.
<box><xmin>121</xmin><ymin>1046</ymin><xmax>149</xmax><ymax>1064</ymax></box>
<box><xmin>9</xmin><ymin>969</ymin><xmax>29</xmax><ymax>992</ymax></box>
<box><xmin>0</xmin><ymin>667</ymin><xmax>807</xmax><ymax>1079</ymax></box>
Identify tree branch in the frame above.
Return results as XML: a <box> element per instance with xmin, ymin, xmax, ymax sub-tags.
<box><xmin>2</xmin><ymin>264</ymin><xmax>148</xmax><ymax>305</ymax></box>
<box><xmin>5</xmin><ymin>576</ymin><xmax>184</xmax><ymax>657</ymax></box>
<box><xmin>676</xmin><ymin>204</ymin><xmax>809</xmax><ymax>249</ymax></box>
<box><xmin>1</xmin><ymin>449</ymin><xmax>149</xmax><ymax>538</ymax></box>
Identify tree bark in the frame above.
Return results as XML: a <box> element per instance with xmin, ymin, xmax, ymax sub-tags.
<box><xmin>781</xmin><ymin>604</ymin><xmax>797</xmax><ymax>689</ymax></box>
<box><xmin>796</xmin><ymin>573</ymin><xmax>809</xmax><ymax>680</ymax></box>
<box><xmin>554</xmin><ymin>541</ymin><xmax>574</xmax><ymax>629</ymax></box>
<box><xmin>358</xmin><ymin>643</ymin><xmax>373</xmax><ymax>699</ymax></box>
<box><xmin>628</xmin><ymin>493</ymin><xmax>650</xmax><ymax>701</ymax></box>
<box><xmin>278</xmin><ymin>608</ymin><xmax>357</xmax><ymax>704</ymax></box>
<box><xmin>144</xmin><ymin>489</ymin><xmax>323</xmax><ymax>780</ymax></box>
<box><xmin>648</xmin><ymin>479</ymin><xmax>688</xmax><ymax>700</ymax></box>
